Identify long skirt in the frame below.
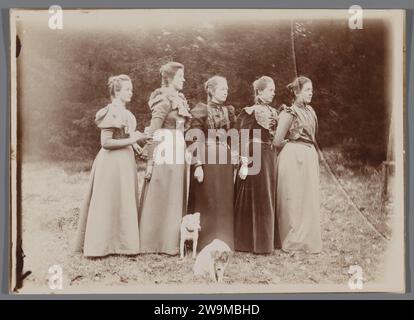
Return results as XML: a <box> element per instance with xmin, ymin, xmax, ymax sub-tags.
<box><xmin>188</xmin><ymin>142</ymin><xmax>234</xmax><ymax>251</ymax></box>
<box><xmin>74</xmin><ymin>146</ymin><xmax>140</xmax><ymax>257</ymax></box>
<box><xmin>138</xmin><ymin>129</ymin><xmax>189</xmax><ymax>255</ymax></box>
<box><xmin>276</xmin><ymin>142</ymin><xmax>322</xmax><ymax>253</ymax></box>
<box><xmin>234</xmin><ymin>143</ymin><xmax>280</xmax><ymax>254</ymax></box>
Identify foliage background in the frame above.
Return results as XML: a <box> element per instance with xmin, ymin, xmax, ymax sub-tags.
<box><xmin>16</xmin><ymin>11</ymin><xmax>394</xmax><ymax>290</ymax></box>
<box><xmin>17</xmin><ymin>13</ymin><xmax>388</xmax><ymax>165</ymax></box>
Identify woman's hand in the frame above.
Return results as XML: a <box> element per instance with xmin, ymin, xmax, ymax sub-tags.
<box><xmin>130</xmin><ymin>131</ymin><xmax>147</xmax><ymax>143</ymax></box>
<box><xmin>279</xmin><ymin>139</ymin><xmax>289</xmax><ymax>149</ymax></box>
<box><xmin>238</xmin><ymin>165</ymin><xmax>248</xmax><ymax>180</ymax></box>
<box><xmin>144</xmin><ymin>160</ymin><xmax>154</xmax><ymax>181</ymax></box>
<box><xmin>273</xmin><ymin>139</ymin><xmax>289</xmax><ymax>152</ymax></box>
<box><xmin>194</xmin><ymin>166</ymin><xmax>204</xmax><ymax>183</ymax></box>
<box><xmin>132</xmin><ymin>143</ymin><xmax>143</xmax><ymax>155</ymax></box>
<box><xmin>269</xmin><ymin>116</ymin><xmax>277</xmax><ymax>127</ymax></box>
<box><xmin>238</xmin><ymin>156</ymin><xmax>249</xmax><ymax>180</ymax></box>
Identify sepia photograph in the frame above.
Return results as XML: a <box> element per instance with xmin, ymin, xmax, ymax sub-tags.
<box><xmin>9</xmin><ymin>8</ymin><xmax>405</xmax><ymax>294</ymax></box>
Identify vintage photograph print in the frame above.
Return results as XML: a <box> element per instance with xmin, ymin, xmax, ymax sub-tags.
<box><xmin>9</xmin><ymin>8</ymin><xmax>405</xmax><ymax>293</ymax></box>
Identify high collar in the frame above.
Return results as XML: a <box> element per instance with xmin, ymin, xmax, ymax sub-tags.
<box><xmin>111</xmin><ymin>98</ymin><xmax>126</xmax><ymax>109</ymax></box>
<box><xmin>161</xmin><ymin>85</ymin><xmax>180</xmax><ymax>98</ymax></box>
<box><xmin>293</xmin><ymin>100</ymin><xmax>306</xmax><ymax>108</ymax></box>
<box><xmin>256</xmin><ymin>96</ymin><xmax>271</xmax><ymax>106</ymax></box>
<box><xmin>207</xmin><ymin>100</ymin><xmax>224</xmax><ymax>108</ymax></box>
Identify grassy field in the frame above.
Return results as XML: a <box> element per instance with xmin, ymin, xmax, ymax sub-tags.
<box><xmin>322</xmin><ymin>149</ymin><xmax>393</xmax><ymax>238</ymax></box>
<box><xmin>19</xmin><ymin>149</ymin><xmax>391</xmax><ymax>293</ymax></box>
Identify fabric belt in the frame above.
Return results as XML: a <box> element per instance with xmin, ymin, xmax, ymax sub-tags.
<box><xmin>289</xmin><ymin>139</ymin><xmax>314</xmax><ymax>147</ymax></box>
<box><xmin>250</xmin><ymin>137</ymin><xmax>273</xmax><ymax>145</ymax></box>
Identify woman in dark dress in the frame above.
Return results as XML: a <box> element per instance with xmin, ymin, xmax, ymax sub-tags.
<box><xmin>187</xmin><ymin>76</ymin><xmax>236</xmax><ymax>250</ymax></box>
<box><xmin>234</xmin><ymin>76</ymin><xmax>281</xmax><ymax>254</ymax></box>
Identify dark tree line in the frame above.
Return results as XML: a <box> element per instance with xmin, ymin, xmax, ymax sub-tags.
<box><xmin>17</xmin><ymin>18</ymin><xmax>387</xmax><ymax>165</ymax></box>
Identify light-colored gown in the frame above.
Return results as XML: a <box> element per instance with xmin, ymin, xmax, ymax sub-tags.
<box><xmin>138</xmin><ymin>87</ymin><xmax>192</xmax><ymax>255</ymax></box>
<box><xmin>74</xmin><ymin>100</ymin><xmax>141</xmax><ymax>257</ymax></box>
<box><xmin>276</xmin><ymin>103</ymin><xmax>322</xmax><ymax>253</ymax></box>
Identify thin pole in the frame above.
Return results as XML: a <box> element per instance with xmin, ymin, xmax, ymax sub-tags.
<box><xmin>289</xmin><ymin>19</ymin><xmax>389</xmax><ymax>241</ymax></box>
<box><xmin>291</xmin><ymin>19</ymin><xmax>298</xmax><ymax>78</ymax></box>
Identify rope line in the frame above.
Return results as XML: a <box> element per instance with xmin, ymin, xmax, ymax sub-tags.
<box><xmin>316</xmin><ymin>143</ymin><xmax>390</xmax><ymax>241</ymax></box>
<box><xmin>289</xmin><ymin>20</ymin><xmax>389</xmax><ymax>242</ymax></box>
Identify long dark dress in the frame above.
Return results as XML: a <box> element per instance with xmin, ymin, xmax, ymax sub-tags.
<box><xmin>234</xmin><ymin>103</ymin><xmax>281</xmax><ymax>253</ymax></box>
<box><xmin>187</xmin><ymin>101</ymin><xmax>236</xmax><ymax>250</ymax></box>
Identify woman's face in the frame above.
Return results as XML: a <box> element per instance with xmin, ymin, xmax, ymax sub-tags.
<box><xmin>171</xmin><ymin>68</ymin><xmax>185</xmax><ymax>91</ymax></box>
<box><xmin>296</xmin><ymin>81</ymin><xmax>313</xmax><ymax>104</ymax></box>
<box><xmin>258</xmin><ymin>81</ymin><xmax>275</xmax><ymax>104</ymax></box>
<box><xmin>116</xmin><ymin>80</ymin><xmax>133</xmax><ymax>104</ymax></box>
<box><xmin>211</xmin><ymin>80</ymin><xmax>229</xmax><ymax>104</ymax></box>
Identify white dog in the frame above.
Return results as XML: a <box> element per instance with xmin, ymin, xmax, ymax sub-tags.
<box><xmin>193</xmin><ymin>239</ymin><xmax>232</xmax><ymax>283</ymax></box>
<box><xmin>180</xmin><ymin>212</ymin><xmax>201</xmax><ymax>259</ymax></box>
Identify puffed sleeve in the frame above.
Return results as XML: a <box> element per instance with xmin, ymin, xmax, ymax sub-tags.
<box><xmin>236</xmin><ymin>107</ymin><xmax>259</xmax><ymax>160</ymax></box>
<box><xmin>187</xmin><ymin>103</ymin><xmax>208</xmax><ymax>166</ymax></box>
<box><xmin>273</xmin><ymin>106</ymin><xmax>296</xmax><ymax>150</ymax></box>
<box><xmin>189</xmin><ymin>102</ymin><xmax>208</xmax><ymax>132</ymax></box>
<box><xmin>146</xmin><ymin>94</ymin><xmax>171</xmax><ymax>138</ymax></box>
<box><xmin>281</xmin><ymin>104</ymin><xmax>298</xmax><ymax>118</ymax></box>
<box><xmin>236</xmin><ymin>107</ymin><xmax>256</xmax><ymax>130</ymax></box>
<box><xmin>141</xmin><ymin>90</ymin><xmax>172</xmax><ymax>166</ymax></box>
<box><xmin>95</xmin><ymin>105</ymin><xmax>124</xmax><ymax>129</ymax></box>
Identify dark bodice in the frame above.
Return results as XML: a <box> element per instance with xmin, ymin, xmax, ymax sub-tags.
<box><xmin>236</xmin><ymin>104</ymin><xmax>278</xmax><ymax>143</ymax></box>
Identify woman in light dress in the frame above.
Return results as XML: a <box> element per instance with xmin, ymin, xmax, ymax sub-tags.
<box><xmin>138</xmin><ymin>62</ymin><xmax>192</xmax><ymax>255</ymax></box>
<box><xmin>273</xmin><ymin>76</ymin><xmax>322</xmax><ymax>253</ymax></box>
<box><xmin>74</xmin><ymin>75</ymin><xmax>147</xmax><ymax>257</ymax></box>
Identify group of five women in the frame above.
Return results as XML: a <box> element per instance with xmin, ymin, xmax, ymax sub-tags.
<box><xmin>74</xmin><ymin>61</ymin><xmax>322</xmax><ymax>259</ymax></box>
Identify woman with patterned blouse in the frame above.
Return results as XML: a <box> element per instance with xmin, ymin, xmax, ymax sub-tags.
<box><xmin>234</xmin><ymin>76</ymin><xmax>281</xmax><ymax>254</ymax></box>
<box><xmin>138</xmin><ymin>62</ymin><xmax>192</xmax><ymax>255</ymax></box>
<box><xmin>273</xmin><ymin>76</ymin><xmax>322</xmax><ymax>253</ymax></box>
<box><xmin>187</xmin><ymin>76</ymin><xmax>236</xmax><ymax>250</ymax></box>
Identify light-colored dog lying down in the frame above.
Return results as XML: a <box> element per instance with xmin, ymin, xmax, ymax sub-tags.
<box><xmin>193</xmin><ymin>239</ymin><xmax>232</xmax><ymax>283</ymax></box>
<box><xmin>180</xmin><ymin>212</ymin><xmax>201</xmax><ymax>259</ymax></box>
